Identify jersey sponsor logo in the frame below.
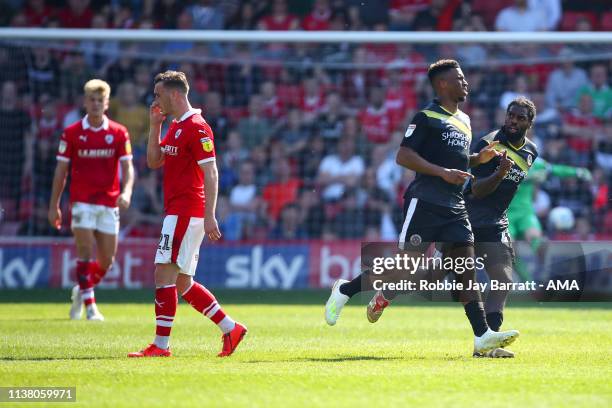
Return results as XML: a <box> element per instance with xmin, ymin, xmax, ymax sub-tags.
<box><xmin>58</xmin><ymin>140</ymin><xmax>67</xmax><ymax>154</ymax></box>
<box><xmin>79</xmin><ymin>135</ymin><xmax>87</xmax><ymax>142</ymax></box>
<box><xmin>405</xmin><ymin>124</ymin><xmax>416</xmax><ymax>138</ymax></box>
<box><xmin>77</xmin><ymin>148</ymin><xmax>115</xmax><ymax>158</ymax></box>
<box><xmin>200</xmin><ymin>137</ymin><xmax>214</xmax><ymax>153</ymax></box>
<box><xmin>502</xmin><ymin>166</ymin><xmax>527</xmax><ymax>183</ymax></box>
<box><xmin>105</xmin><ymin>134</ymin><xmax>114</xmax><ymax>144</ymax></box>
<box><xmin>162</xmin><ymin>145</ymin><xmax>178</xmax><ymax>156</ymax></box>
<box><xmin>527</xmin><ymin>154</ymin><xmax>532</xmax><ymax>166</ymax></box>
<box><xmin>175</xmin><ymin>129</ymin><xmax>182</xmax><ymax>139</ymax></box>
<box><xmin>441</xmin><ymin>130</ymin><xmax>470</xmax><ymax>149</ymax></box>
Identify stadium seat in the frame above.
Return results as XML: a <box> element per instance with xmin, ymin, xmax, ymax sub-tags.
<box><xmin>600</xmin><ymin>12</ymin><xmax>612</xmax><ymax>31</ymax></box>
<box><xmin>560</xmin><ymin>11</ymin><xmax>598</xmax><ymax>31</ymax></box>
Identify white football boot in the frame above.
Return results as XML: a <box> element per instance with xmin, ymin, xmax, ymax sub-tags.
<box><xmin>69</xmin><ymin>285</ymin><xmax>83</xmax><ymax>320</ymax></box>
<box><xmin>473</xmin><ymin>347</ymin><xmax>515</xmax><ymax>358</ymax></box>
<box><xmin>325</xmin><ymin>279</ymin><xmax>349</xmax><ymax>326</ymax></box>
<box><xmin>86</xmin><ymin>303</ymin><xmax>105</xmax><ymax>321</ymax></box>
<box><xmin>474</xmin><ymin>328</ymin><xmax>519</xmax><ymax>354</ymax></box>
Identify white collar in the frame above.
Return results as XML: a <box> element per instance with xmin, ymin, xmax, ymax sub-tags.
<box><xmin>177</xmin><ymin>109</ymin><xmax>201</xmax><ymax>122</ymax></box>
<box><xmin>82</xmin><ymin>115</ymin><xmax>109</xmax><ymax>131</ymax></box>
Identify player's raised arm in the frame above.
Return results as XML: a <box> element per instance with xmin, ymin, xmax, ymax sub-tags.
<box><xmin>147</xmin><ymin>101</ymin><xmax>166</xmax><ymax>169</ymax></box>
<box><xmin>201</xmin><ymin>161</ymin><xmax>221</xmax><ymax>241</ymax></box>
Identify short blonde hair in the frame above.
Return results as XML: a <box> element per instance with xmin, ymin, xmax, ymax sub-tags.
<box><xmin>83</xmin><ymin>79</ymin><xmax>111</xmax><ymax>98</ymax></box>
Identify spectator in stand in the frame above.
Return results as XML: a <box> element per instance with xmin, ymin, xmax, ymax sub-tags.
<box><xmin>258</xmin><ymin>0</ymin><xmax>299</xmax><ymax>30</ymax></box>
<box><xmin>413</xmin><ymin>0</ymin><xmax>461</xmax><ymax>31</ymax></box>
<box><xmin>109</xmin><ymin>81</ymin><xmax>149</xmax><ymax>148</ymax></box>
<box><xmin>237</xmin><ymin>94</ymin><xmax>271</xmax><ymax>150</ymax></box>
<box><xmin>331</xmin><ymin>187</ymin><xmax>366</xmax><ymax>238</ymax></box>
<box><xmin>469</xmin><ymin>107</ymin><xmax>491</xmax><ymax>142</ymax></box>
<box><xmin>373</xmin><ymin>141</ymin><xmax>402</xmax><ymax>201</ymax></box>
<box><xmin>577</xmin><ymin>63</ymin><xmax>611</xmax><ymax>120</ymax></box>
<box><xmin>358</xmin><ymin>167</ymin><xmax>392</xmax><ymax>234</ymax></box>
<box><xmin>225</xmin><ymin>44</ymin><xmax>264</xmax><ymax>107</ymax></box>
<box><xmin>545</xmin><ymin>48</ymin><xmax>589</xmax><ymax>112</ymax></box>
<box><xmin>188</xmin><ymin>0</ymin><xmax>224</xmax><ymax>30</ymax></box>
<box><xmin>316</xmin><ymin>91</ymin><xmax>347</xmax><ymax>147</ymax></box>
<box><xmin>18</xmin><ymin>198</ymin><xmax>66</xmax><ymax>236</ymax></box>
<box><xmin>531</xmin><ymin>92</ymin><xmax>562</xmax><ymax>140</ymax></box>
<box><xmin>562</xmin><ymin>93</ymin><xmax>603</xmax><ymax>164</ymax></box>
<box><xmin>227</xmin><ymin>1</ymin><xmax>259</xmax><ymax>30</ymax></box>
<box><xmin>60</xmin><ymin>51</ymin><xmax>94</xmax><ymax>104</ymax></box>
<box><xmin>495</xmin><ymin>0</ymin><xmax>546</xmax><ymax>31</ymax></box>
<box><xmin>203</xmin><ymin>91</ymin><xmax>229</xmax><ymax>141</ymax></box>
<box><xmin>0</xmin><ymin>81</ymin><xmax>32</xmax><ymax>221</ymax></box>
<box><xmin>359</xmin><ymin>86</ymin><xmax>393</xmax><ymax>144</ymax></box>
<box><xmin>133</xmin><ymin>64</ymin><xmax>155</xmax><ymax>106</ymax></box>
<box><xmin>269</xmin><ymin>203</ymin><xmax>307</xmax><ymax>240</ymax></box>
<box><xmin>317</xmin><ymin>136</ymin><xmax>365</xmax><ymax>201</ymax></box>
<box><xmin>80</xmin><ymin>14</ymin><xmax>120</xmax><ymax>73</ymax></box>
<box><xmin>227</xmin><ymin>161</ymin><xmax>260</xmax><ymax>241</ymax></box>
<box><xmin>262</xmin><ymin>156</ymin><xmax>301</xmax><ymax>221</ymax></box>
<box><xmin>260</xmin><ymin>80</ymin><xmax>284</xmax><ymax>120</ymax></box>
<box><xmin>302</xmin><ymin>0</ymin><xmax>332</xmax><ymax>30</ymax></box>
<box><xmin>499</xmin><ymin>74</ymin><xmax>530</xmax><ymax>109</ymax></box>
<box><xmin>28</xmin><ymin>47</ymin><xmax>60</xmax><ymax>99</ymax></box>
<box><xmin>122</xmin><ymin>167</ymin><xmax>163</xmax><ymax>237</ymax></box>
<box><xmin>24</xmin><ymin>0</ymin><xmax>55</xmax><ymax>27</ymax></box>
<box><xmin>299</xmin><ymin>187</ymin><xmax>326</xmax><ymax>238</ymax></box>
<box><xmin>32</xmin><ymin>93</ymin><xmax>61</xmax><ymax>202</ymax></box>
<box><xmin>528</xmin><ymin>0</ymin><xmax>561</xmax><ymax>30</ymax></box>
<box><xmin>58</xmin><ymin>0</ymin><xmax>93</xmax><ymax>28</ymax></box>
<box><xmin>384</xmin><ymin>65</ymin><xmax>417</xmax><ymax>131</ymax></box>
<box><xmin>300</xmin><ymin>76</ymin><xmax>325</xmax><ymax>124</ymax></box>
<box><xmin>278</xmin><ymin>108</ymin><xmax>310</xmax><ymax>158</ymax></box>
<box><xmin>152</xmin><ymin>0</ymin><xmax>185</xmax><ymax>29</ymax></box>
<box><xmin>104</xmin><ymin>45</ymin><xmax>136</xmax><ymax>91</ymax></box>
<box><xmin>388</xmin><ymin>0</ymin><xmax>430</xmax><ymax>30</ymax></box>
<box><xmin>595</xmin><ymin>120</ymin><xmax>612</xmax><ymax>173</ymax></box>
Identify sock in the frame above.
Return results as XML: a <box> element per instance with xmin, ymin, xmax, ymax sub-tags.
<box><xmin>486</xmin><ymin>312</ymin><xmax>503</xmax><ymax>332</ymax></box>
<box><xmin>154</xmin><ymin>285</ymin><xmax>178</xmax><ymax>350</ymax></box>
<box><xmin>464</xmin><ymin>301</ymin><xmax>489</xmax><ymax>337</ymax></box>
<box><xmin>89</xmin><ymin>261</ymin><xmax>109</xmax><ymax>286</ymax></box>
<box><xmin>339</xmin><ymin>271</ymin><xmax>372</xmax><ymax>298</ymax></box>
<box><xmin>182</xmin><ymin>282</ymin><xmax>235</xmax><ymax>334</ymax></box>
<box><xmin>76</xmin><ymin>260</ymin><xmax>95</xmax><ymax>307</ymax></box>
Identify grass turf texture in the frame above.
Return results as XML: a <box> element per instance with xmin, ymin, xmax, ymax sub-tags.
<box><xmin>1</xmin><ymin>290</ymin><xmax>611</xmax><ymax>407</ymax></box>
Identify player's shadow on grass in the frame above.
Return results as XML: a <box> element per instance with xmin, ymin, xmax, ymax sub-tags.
<box><xmin>0</xmin><ymin>356</ymin><xmax>120</xmax><ymax>361</ymax></box>
<box><xmin>245</xmin><ymin>355</ymin><xmax>402</xmax><ymax>363</ymax></box>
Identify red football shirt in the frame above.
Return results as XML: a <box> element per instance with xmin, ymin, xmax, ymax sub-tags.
<box><xmin>359</xmin><ymin>105</ymin><xmax>393</xmax><ymax>144</ymax></box>
<box><xmin>57</xmin><ymin>115</ymin><xmax>132</xmax><ymax>207</ymax></box>
<box><xmin>160</xmin><ymin>109</ymin><xmax>216</xmax><ymax>217</ymax></box>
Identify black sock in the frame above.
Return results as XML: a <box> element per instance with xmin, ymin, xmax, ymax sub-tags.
<box><xmin>464</xmin><ymin>301</ymin><xmax>488</xmax><ymax>337</ymax></box>
<box><xmin>486</xmin><ymin>312</ymin><xmax>503</xmax><ymax>332</ymax></box>
<box><xmin>339</xmin><ymin>272</ymin><xmax>371</xmax><ymax>298</ymax></box>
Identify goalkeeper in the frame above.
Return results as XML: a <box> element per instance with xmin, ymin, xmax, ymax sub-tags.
<box><xmin>507</xmin><ymin>157</ymin><xmax>591</xmax><ymax>281</ymax></box>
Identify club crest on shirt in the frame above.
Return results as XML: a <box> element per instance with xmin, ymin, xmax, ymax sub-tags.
<box><xmin>527</xmin><ymin>154</ymin><xmax>532</xmax><ymax>166</ymax></box>
<box><xmin>105</xmin><ymin>134</ymin><xmax>114</xmax><ymax>144</ymax></box>
<box><xmin>175</xmin><ymin>129</ymin><xmax>182</xmax><ymax>139</ymax></box>
<box><xmin>405</xmin><ymin>124</ymin><xmax>416</xmax><ymax>138</ymax></box>
<box><xmin>58</xmin><ymin>140</ymin><xmax>67</xmax><ymax>154</ymax></box>
<box><xmin>200</xmin><ymin>137</ymin><xmax>214</xmax><ymax>153</ymax></box>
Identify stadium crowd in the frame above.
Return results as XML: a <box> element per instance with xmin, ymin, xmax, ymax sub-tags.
<box><xmin>0</xmin><ymin>0</ymin><xmax>611</xmax><ymax>240</ymax></box>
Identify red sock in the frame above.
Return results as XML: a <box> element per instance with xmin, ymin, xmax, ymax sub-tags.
<box><xmin>89</xmin><ymin>261</ymin><xmax>108</xmax><ymax>286</ymax></box>
<box><xmin>76</xmin><ymin>260</ymin><xmax>93</xmax><ymax>291</ymax></box>
<box><xmin>182</xmin><ymin>282</ymin><xmax>227</xmax><ymax>324</ymax></box>
<box><xmin>155</xmin><ymin>285</ymin><xmax>178</xmax><ymax>337</ymax></box>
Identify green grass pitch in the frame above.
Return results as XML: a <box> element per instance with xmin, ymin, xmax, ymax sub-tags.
<box><xmin>1</xmin><ymin>290</ymin><xmax>611</xmax><ymax>407</ymax></box>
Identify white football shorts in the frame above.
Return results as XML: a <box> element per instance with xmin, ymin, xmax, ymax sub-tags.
<box><xmin>154</xmin><ymin>215</ymin><xmax>205</xmax><ymax>276</ymax></box>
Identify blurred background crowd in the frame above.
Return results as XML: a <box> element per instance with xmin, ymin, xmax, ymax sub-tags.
<box><xmin>0</xmin><ymin>0</ymin><xmax>610</xmax><ymax>241</ymax></box>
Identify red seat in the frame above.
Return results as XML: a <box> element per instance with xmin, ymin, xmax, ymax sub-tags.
<box><xmin>600</xmin><ymin>12</ymin><xmax>612</xmax><ymax>31</ymax></box>
<box><xmin>560</xmin><ymin>11</ymin><xmax>598</xmax><ymax>31</ymax></box>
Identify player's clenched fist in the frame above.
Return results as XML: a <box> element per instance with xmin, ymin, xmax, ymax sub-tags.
<box><xmin>441</xmin><ymin>168</ymin><xmax>473</xmax><ymax>185</ymax></box>
<box><xmin>48</xmin><ymin>207</ymin><xmax>62</xmax><ymax>230</ymax></box>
